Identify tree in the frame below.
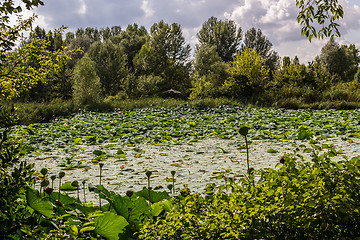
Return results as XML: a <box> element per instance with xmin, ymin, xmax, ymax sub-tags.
<box><xmin>0</xmin><ymin>0</ymin><xmax>44</xmax><ymax>62</ymax></box>
<box><xmin>190</xmin><ymin>44</ymin><xmax>229</xmax><ymax>99</ymax></box>
<box><xmin>296</xmin><ymin>0</ymin><xmax>344</xmax><ymax>41</ymax></box>
<box><xmin>110</xmin><ymin>24</ymin><xmax>148</xmax><ymax>72</ymax></box>
<box><xmin>133</xmin><ymin>20</ymin><xmax>191</xmax><ymax>93</ymax></box>
<box><xmin>222</xmin><ymin>48</ymin><xmax>269</xmax><ymax>99</ymax></box>
<box><xmin>197</xmin><ymin>16</ymin><xmax>242</xmax><ymax>62</ymax></box>
<box><xmin>65</xmin><ymin>35</ymin><xmax>92</xmax><ymax>69</ymax></box>
<box><xmin>319</xmin><ymin>39</ymin><xmax>358</xmax><ymax>81</ymax></box>
<box><xmin>243</xmin><ymin>28</ymin><xmax>279</xmax><ymax>74</ymax></box>
<box><xmin>87</xmin><ymin>40</ymin><xmax>128</xmax><ymax>96</ymax></box>
<box><xmin>72</xmin><ymin>54</ymin><xmax>101</xmax><ymax>105</ymax></box>
<box><xmin>0</xmin><ymin>1</ymin><xmax>76</xmax><ymax>237</ymax></box>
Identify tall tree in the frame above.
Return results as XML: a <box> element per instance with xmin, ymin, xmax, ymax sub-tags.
<box><xmin>197</xmin><ymin>16</ymin><xmax>242</xmax><ymax>62</ymax></box>
<box><xmin>133</xmin><ymin>20</ymin><xmax>191</xmax><ymax>93</ymax></box>
<box><xmin>72</xmin><ymin>54</ymin><xmax>101</xmax><ymax>105</ymax></box>
<box><xmin>66</xmin><ymin>35</ymin><xmax>92</xmax><ymax>69</ymax></box>
<box><xmin>223</xmin><ymin>48</ymin><xmax>269</xmax><ymax>99</ymax></box>
<box><xmin>243</xmin><ymin>27</ymin><xmax>279</xmax><ymax>74</ymax></box>
<box><xmin>110</xmin><ymin>24</ymin><xmax>148</xmax><ymax>72</ymax></box>
<box><xmin>87</xmin><ymin>40</ymin><xmax>128</xmax><ymax>96</ymax></box>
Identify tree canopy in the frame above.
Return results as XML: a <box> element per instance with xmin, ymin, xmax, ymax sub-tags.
<box><xmin>197</xmin><ymin>16</ymin><xmax>242</xmax><ymax>62</ymax></box>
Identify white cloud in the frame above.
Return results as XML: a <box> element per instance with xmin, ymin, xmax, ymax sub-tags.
<box><xmin>141</xmin><ymin>0</ymin><xmax>154</xmax><ymax>18</ymax></box>
<box><xmin>78</xmin><ymin>0</ymin><xmax>87</xmax><ymax>15</ymax></box>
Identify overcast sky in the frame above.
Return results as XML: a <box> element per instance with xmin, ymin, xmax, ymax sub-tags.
<box><xmin>24</xmin><ymin>0</ymin><xmax>360</xmax><ymax>64</ymax></box>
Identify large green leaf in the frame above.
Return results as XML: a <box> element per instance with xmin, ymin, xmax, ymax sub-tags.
<box><xmin>94</xmin><ymin>212</ymin><xmax>129</xmax><ymax>240</ymax></box>
<box><xmin>112</xmin><ymin>195</ymin><xmax>151</xmax><ymax>228</ymax></box>
<box><xmin>26</xmin><ymin>187</ymin><xmax>53</xmax><ymax>218</ymax></box>
<box><xmin>134</xmin><ymin>188</ymin><xmax>171</xmax><ymax>203</ymax></box>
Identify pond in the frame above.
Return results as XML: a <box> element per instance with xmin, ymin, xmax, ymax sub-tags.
<box><xmin>17</xmin><ymin>106</ymin><xmax>360</xmax><ymax>202</ymax></box>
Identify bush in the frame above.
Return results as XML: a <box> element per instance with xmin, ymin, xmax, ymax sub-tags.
<box><xmin>139</xmin><ymin>147</ymin><xmax>360</xmax><ymax>239</ymax></box>
<box><xmin>322</xmin><ymin>81</ymin><xmax>360</xmax><ymax>102</ymax></box>
<box><xmin>15</xmin><ymin>99</ymin><xmax>75</xmax><ymax>124</ymax></box>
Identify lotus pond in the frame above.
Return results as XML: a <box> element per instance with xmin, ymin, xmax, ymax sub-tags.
<box><xmin>15</xmin><ymin>106</ymin><xmax>360</xmax><ymax>202</ymax></box>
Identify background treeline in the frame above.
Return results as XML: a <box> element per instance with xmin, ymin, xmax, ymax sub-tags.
<box><xmin>15</xmin><ymin>17</ymin><xmax>360</xmax><ymax>113</ymax></box>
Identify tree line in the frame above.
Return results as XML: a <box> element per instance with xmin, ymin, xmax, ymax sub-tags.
<box><xmin>15</xmin><ymin>17</ymin><xmax>360</xmax><ymax>106</ymax></box>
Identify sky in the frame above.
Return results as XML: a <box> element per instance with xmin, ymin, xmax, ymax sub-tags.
<box><xmin>21</xmin><ymin>0</ymin><xmax>360</xmax><ymax>64</ymax></box>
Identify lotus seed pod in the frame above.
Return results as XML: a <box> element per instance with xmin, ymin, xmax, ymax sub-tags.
<box><xmin>40</xmin><ymin>168</ymin><xmax>48</xmax><ymax>176</ymax></box>
<box><xmin>126</xmin><ymin>190</ymin><xmax>134</xmax><ymax>198</ymax></box>
<box><xmin>41</xmin><ymin>179</ymin><xmax>49</xmax><ymax>187</ymax></box>
<box><xmin>146</xmin><ymin>171</ymin><xmax>152</xmax><ymax>178</ymax></box>
<box><xmin>71</xmin><ymin>180</ymin><xmax>79</xmax><ymax>188</ymax></box>
<box><xmin>50</xmin><ymin>175</ymin><xmax>56</xmax><ymax>181</ymax></box>
<box><xmin>171</xmin><ymin>170</ymin><xmax>176</xmax><ymax>176</ymax></box>
<box><xmin>59</xmin><ymin>172</ymin><xmax>65</xmax><ymax>178</ymax></box>
<box><xmin>44</xmin><ymin>187</ymin><xmax>53</xmax><ymax>195</ymax></box>
<box><xmin>239</xmin><ymin>126</ymin><xmax>249</xmax><ymax>136</ymax></box>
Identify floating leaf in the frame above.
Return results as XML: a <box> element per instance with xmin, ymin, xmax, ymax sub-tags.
<box><xmin>267</xmin><ymin>148</ymin><xmax>278</xmax><ymax>153</ymax></box>
<box><xmin>74</xmin><ymin>138</ymin><xmax>82</xmax><ymax>144</ymax></box>
<box><xmin>60</xmin><ymin>182</ymin><xmax>79</xmax><ymax>191</ymax></box>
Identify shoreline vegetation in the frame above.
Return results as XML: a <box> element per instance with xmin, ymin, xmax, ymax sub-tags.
<box><xmin>12</xmin><ymin>97</ymin><xmax>360</xmax><ymax>125</ymax></box>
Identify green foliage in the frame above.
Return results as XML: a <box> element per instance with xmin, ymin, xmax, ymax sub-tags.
<box><xmin>94</xmin><ymin>212</ymin><xmax>129</xmax><ymax>240</ymax></box>
<box><xmin>223</xmin><ymin>48</ymin><xmax>269</xmax><ymax>99</ymax></box>
<box><xmin>190</xmin><ymin>44</ymin><xmax>228</xmax><ymax>100</ymax></box>
<box><xmin>133</xmin><ymin>20</ymin><xmax>191</xmax><ymax>94</ymax></box>
<box><xmin>0</xmin><ymin>105</ymin><xmax>36</xmax><ymax>237</ymax></box>
<box><xmin>197</xmin><ymin>16</ymin><xmax>242</xmax><ymax>62</ymax></box>
<box><xmin>72</xmin><ymin>54</ymin><xmax>102</xmax><ymax>106</ymax></box>
<box><xmin>296</xmin><ymin>0</ymin><xmax>344</xmax><ymax>41</ymax></box>
<box><xmin>319</xmin><ymin>39</ymin><xmax>359</xmax><ymax>81</ymax></box>
<box><xmin>243</xmin><ymin>27</ymin><xmax>279</xmax><ymax>73</ymax></box>
<box><xmin>136</xmin><ymin>75</ymin><xmax>165</xmax><ymax>97</ymax></box>
<box><xmin>87</xmin><ymin>40</ymin><xmax>129</xmax><ymax>96</ymax></box>
<box><xmin>26</xmin><ymin>187</ymin><xmax>53</xmax><ymax>218</ymax></box>
<box><xmin>139</xmin><ymin>148</ymin><xmax>360</xmax><ymax>239</ymax></box>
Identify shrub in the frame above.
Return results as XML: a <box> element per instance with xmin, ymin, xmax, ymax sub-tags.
<box><xmin>139</xmin><ymin>147</ymin><xmax>360</xmax><ymax>239</ymax></box>
<box><xmin>322</xmin><ymin>81</ymin><xmax>360</xmax><ymax>102</ymax></box>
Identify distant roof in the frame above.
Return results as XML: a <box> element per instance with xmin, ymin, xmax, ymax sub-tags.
<box><xmin>163</xmin><ymin>89</ymin><xmax>181</xmax><ymax>94</ymax></box>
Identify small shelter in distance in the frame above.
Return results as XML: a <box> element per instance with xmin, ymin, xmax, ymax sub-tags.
<box><xmin>163</xmin><ymin>89</ymin><xmax>182</xmax><ymax>98</ymax></box>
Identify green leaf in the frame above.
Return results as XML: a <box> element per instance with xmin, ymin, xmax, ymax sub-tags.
<box><xmin>94</xmin><ymin>212</ymin><xmax>128</xmax><ymax>240</ymax></box>
<box><xmin>50</xmin><ymin>192</ymin><xmax>77</xmax><ymax>206</ymax></box>
<box><xmin>26</xmin><ymin>187</ymin><xmax>53</xmax><ymax>218</ymax></box>
<box><xmin>74</xmin><ymin>137</ymin><xmax>82</xmax><ymax>144</ymax></box>
<box><xmin>134</xmin><ymin>188</ymin><xmax>171</xmax><ymax>203</ymax></box>
<box><xmin>151</xmin><ymin>202</ymin><xmax>164</xmax><ymax>217</ymax></box>
<box><xmin>267</xmin><ymin>148</ymin><xmax>278</xmax><ymax>153</ymax></box>
<box><xmin>93</xmin><ymin>150</ymin><xmax>105</xmax><ymax>156</ymax></box>
<box><xmin>60</xmin><ymin>182</ymin><xmax>79</xmax><ymax>191</ymax></box>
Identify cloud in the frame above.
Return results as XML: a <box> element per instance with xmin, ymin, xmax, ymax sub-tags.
<box><xmin>34</xmin><ymin>0</ymin><xmax>145</xmax><ymax>30</ymax></box>
<box><xmin>224</xmin><ymin>0</ymin><xmax>301</xmax><ymax>44</ymax></box>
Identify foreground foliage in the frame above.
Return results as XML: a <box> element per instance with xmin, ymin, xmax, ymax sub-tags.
<box><xmin>139</xmin><ymin>146</ymin><xmax>360</xmax><ymax>239</ymax></box>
